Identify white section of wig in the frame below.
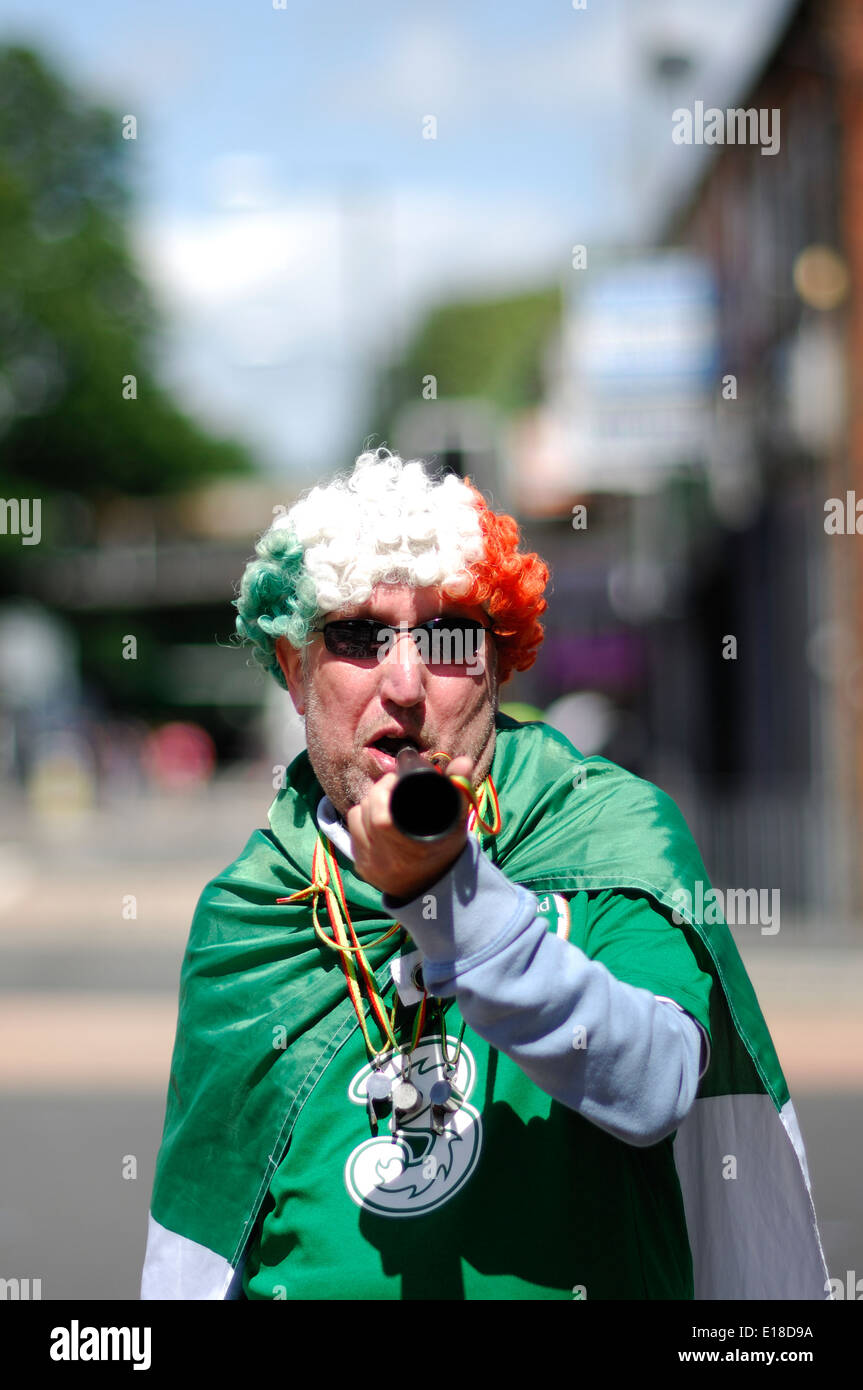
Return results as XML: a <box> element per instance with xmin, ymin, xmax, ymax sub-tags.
<box><xmin>270</xmin><ymin>451</ymin><xmax>485</xmax><ymax>618</ymax></box>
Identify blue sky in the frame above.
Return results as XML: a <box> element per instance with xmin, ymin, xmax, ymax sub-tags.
<box><xmin>0</xmin><ymin>0</ymin><xmax>793</xmax><ymax>480</ymax></box>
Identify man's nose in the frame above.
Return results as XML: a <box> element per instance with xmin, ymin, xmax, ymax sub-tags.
<box><xmin>377</xmin><ymin>628</ymin><xmax>425</xmax><ymax>704</ymax></box>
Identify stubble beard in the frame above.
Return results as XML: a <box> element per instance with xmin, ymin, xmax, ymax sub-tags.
<box><xmin>302</xmin><ymin>671</ymin><xmax>499</xmax><ymax>821</ymax></box>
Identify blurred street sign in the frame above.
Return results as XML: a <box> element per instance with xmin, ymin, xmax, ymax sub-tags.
<box><xmin>561</xmin><ymin>252</ymin><xmax>719</xmax><ymax>491</ymax></box>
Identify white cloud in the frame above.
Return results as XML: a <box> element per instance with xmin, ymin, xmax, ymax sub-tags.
<box><xmin>132</xmin><ymin>186</ymin><xmax>569</xmax><ymax>473</ymax></box>
<box><xmin>120</xmin><ymin>0</ymin><xmax>795</xmax><ymax>475</ymax></box>
<box><xmin>134</xmin><ymin>201</ymin><xmax>341</xmax><ymax>315</ymax></box>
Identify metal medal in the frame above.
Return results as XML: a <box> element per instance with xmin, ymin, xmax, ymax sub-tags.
<box><xmin>392</xmin><ymin>1079</ymin><xmax>421</xmax><ymax>1115</ymax></box>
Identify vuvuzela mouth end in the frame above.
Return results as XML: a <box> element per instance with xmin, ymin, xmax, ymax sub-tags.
<box><xmin>395</xmin><ymin>747</ymin><xmax>427</xmax><ymax>775</ymax></box>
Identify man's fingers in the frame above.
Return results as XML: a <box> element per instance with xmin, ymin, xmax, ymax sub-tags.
<box><xmin>446</xmin><ymin>755</ymin><xmax>475</xmax><ymax>782</ymax></box>
<box><xmin>351</xmin><ymin>757</ymin><xmax>473</xmax><ymax>851</ymax></box>
<box><xmin>366</xmin><ymin>772</ymin><xmax>397</xmax><ymax>831</ymax></box>
<box><xmin>345</xmin><ymin>803</ymin><xmax>367</xmax><ymax>855</ymax></box>
<box><xmin>349</xmin><ymin>774</ymin><xmax>394</xmax><ymax>825</ymax></box>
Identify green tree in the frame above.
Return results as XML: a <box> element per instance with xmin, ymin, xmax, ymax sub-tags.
<box><xmin>0</xmin><ymin>45</ymin><xmax>253</xmax><ymax>497</ymax></box>
<box><xmin>368</xmin><ymin>286</ymin><xmax>562</xmax><ymax>444</ymax></box>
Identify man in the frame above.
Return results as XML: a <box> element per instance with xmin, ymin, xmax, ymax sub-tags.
<box><xmin>141</xmin><ymin>448</ymin><xmax>828</xmax><ymax>1300</ymax></box>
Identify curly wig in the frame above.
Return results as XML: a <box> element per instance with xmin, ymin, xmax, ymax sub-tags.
<box><xmin>233</xmin><ymin>448</ymin><xmax>548</xmax><ymax>686</ymax></box>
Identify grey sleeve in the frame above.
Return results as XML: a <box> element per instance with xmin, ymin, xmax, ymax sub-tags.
<box><xmin>382</xmin><ymin>835</ymin><xmax>707</xmax><ymax>1148</ymax></box>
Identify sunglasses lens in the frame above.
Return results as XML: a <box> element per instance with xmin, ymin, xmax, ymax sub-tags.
<box><xmin>322</xmin><ymin>622</ymin><xmax>378</xmax><ymax>657</ymax></box>
<box><xmin>319</xmin><ymin>617</ymin><xmax>490</xmax><ymax>662</ymax></box>
<box><xmin>421</xmin><ymin>619</ymin><xmax>487</xmax><ymax>665</ymax></box>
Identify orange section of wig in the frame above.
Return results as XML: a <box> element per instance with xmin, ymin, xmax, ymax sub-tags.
<box><xmin>442</xmin><ymin>484</ymin><xmax>549</xmax><ymax>682</ymax></box>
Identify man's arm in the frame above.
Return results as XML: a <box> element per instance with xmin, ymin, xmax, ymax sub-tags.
<box><xmin>382</xmin><ymin>835</ymin><xmax>710</xmax><ymax>1149</ymax></box>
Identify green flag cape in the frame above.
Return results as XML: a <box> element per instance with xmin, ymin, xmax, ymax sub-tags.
<box><xmin>142</xmin><ymin>715</ymin><xmax>829</xmax><ymax>1300</ymax></box>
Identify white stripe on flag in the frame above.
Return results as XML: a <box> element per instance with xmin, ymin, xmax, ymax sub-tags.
<box><xmin>673</xmin><ymin>1093</ymin><xmax>830</xmax><ymax>1300</ymax></box>
<box><xmin>140</xmin><ymin>1212</ymin><xmax>236</xmax><ymax>1300</ymax></box>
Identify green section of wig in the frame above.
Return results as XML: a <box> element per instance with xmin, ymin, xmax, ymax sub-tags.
<box><xmin>232</xmin><ymin>521</ymin><xmax>317</xmax><ymax>690</ymax></box>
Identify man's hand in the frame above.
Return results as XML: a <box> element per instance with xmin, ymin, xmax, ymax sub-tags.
<box><xmin>347</xmin><ymin>756</ymin><xmax>474</xmax><ymax>902</ymax></box>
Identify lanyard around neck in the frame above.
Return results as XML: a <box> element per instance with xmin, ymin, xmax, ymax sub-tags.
<box><xmin>277</xmin><ymin>773</ymin><xmax>501</xmax><ymax>1060</ymax></box>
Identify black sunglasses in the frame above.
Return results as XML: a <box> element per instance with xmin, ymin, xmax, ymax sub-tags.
<box><xmin>313</xmin><ymin>616</ymin><xmax>494</xmax><ymax>661</ymax></box>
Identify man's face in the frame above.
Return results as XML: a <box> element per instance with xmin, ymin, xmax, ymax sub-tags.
<box><xmin>275</xmin><ymin>583</ymin><xmax>498</xmax><ymax>818</ymax></box>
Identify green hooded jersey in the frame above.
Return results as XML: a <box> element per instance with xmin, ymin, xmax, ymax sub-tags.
<box><xmin>141</xmin><ymin>716</ymin><xmax>829</xmax><ymax>1300</ymax></box>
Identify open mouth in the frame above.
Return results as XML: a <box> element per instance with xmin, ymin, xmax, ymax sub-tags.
<box><xmin>370</xmin><ymin>735</ymin><xmax>422</xmax><ymax>757</ymax></box>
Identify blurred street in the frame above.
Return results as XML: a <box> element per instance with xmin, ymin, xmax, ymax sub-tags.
<box><xmin>0</xmin><ymin>778</ymin><xmax>860</xmax><ymax>1300</ymax></box>
<box><xmin>1</xmin><ymin>0</ymin><xmax>861</xmax><ymax>1309</ymax></box>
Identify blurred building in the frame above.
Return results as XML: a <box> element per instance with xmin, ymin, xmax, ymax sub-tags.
<box><xmin>658</xmin><ymin>0</ymin><xmax>860</xmax><ymax>920</ymax></box>
<box><xmin>378</xmin><ymin>0</ymin><xmax>862</xmax><ymax>928</ymax></box>
<box><xmin>0</xmin><ymin>480</ymin><xmax>298</xmax><ymax>777</ymax></box>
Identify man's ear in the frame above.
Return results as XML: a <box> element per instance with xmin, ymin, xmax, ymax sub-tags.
<box><xmin>275</xmin><ymin>637</ymin><xmax>307</xmax><ymax>716</ymax></box>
